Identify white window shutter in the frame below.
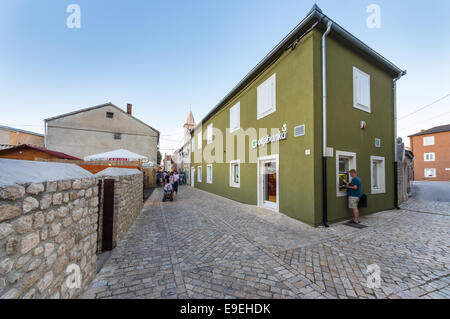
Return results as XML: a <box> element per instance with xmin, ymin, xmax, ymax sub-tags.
<box><xmin>257</xmin><ymin>74</ymin><xmax>276</xmax><ymax>119</ymax></box>
<box><xmin>353</xmin><ymin>67</ymin><xmax>371</xmax><ymax>112</ymax></box>
<box><xmin>230</xmin><ymin>102</ymin><xmax>240</xmax><ymax>132</ymax></box>
<box><xmin>207</xmin><ymin>124</ymin><xmax>213</xmax><ymax>144</ymax></box>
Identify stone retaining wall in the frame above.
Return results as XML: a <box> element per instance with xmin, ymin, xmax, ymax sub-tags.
<box><xmin>0</xmin><ymin>178</ymin><xmax>98</xmax><ymax>299</ymax></box>
<box><xmin>96</xmin><ymin>170</ymin><xmax>143</xmax><ymax>252</ymax></box>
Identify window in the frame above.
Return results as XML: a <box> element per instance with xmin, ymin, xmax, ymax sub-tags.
<box><xmin>230</xmin><ymin>102</ymin><xmax>240</xmax><ymax>133</ymax></box>
<box><xmin>191</xmin><ymin>137</ymin><xmax>195</xmax><ymax>151</ymax></box>
<box><xmin>114</xmin><ymin>133</ymin><xmax>122</xmax><ymax>140</ymax></box>
<box><xmin>206</xmin><ymin>164</ymin><xmax>213</xmax><ymax>184</ymax></box>
<box><xmin>106</xmin><ymin>112</ymin><xmax>114</xmax><ymax>119</ymax></box>
<box><xmin>207</xmin><ymin>124</ymin><xmax>213</xmax><ymax>144</ymax></box>
<box><xmin>424</xmin><ymin>168</ymin><xmax>436</xmax><ymax>178</ymax></box>
<box><xmin>336</xmin><ymin>151</ymin><xmax>357</xmax><ymax>197</ymax></box>
<box><xmin>424</xmin><ymin>152</ymin><xmax>435</xmax><ymax>162</ymax></box>
<box><xmin>229</xmin><ymin>160</ymin><xmax>240</xmax><ymax>188</ymax></box>
<box><xmin>257</xmin><ymin>74</ymin><xmax>276</xmax><ymax>120</ymax></box>
<box><xmin>423</xmin><ymin>136</ymin><xmax>435</xmax><ymax>146</ymax></box>
<box><xmin>353</xmin><ymin>67</ymin><xmax>371</xmax><ymax>113</ymax></box>
<box><xmin>371</xmin><ymin>156</ymin><xmax>386</xmax><ymax>194</ymax></box>
<box><xmin>197</xmin><ymin>166</ymin><xmax>202</xmax><ymax>182</ymax></box>
<box><xmin>198</xmin><ymin>130</ymin><xmax>202</xmax><ymax>149</ymax></box>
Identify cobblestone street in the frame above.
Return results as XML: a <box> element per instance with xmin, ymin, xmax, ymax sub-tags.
<box><xmin>83</xmin><ymin>186</ymin><xmax>450</xmax><ymax>299</ymax></box>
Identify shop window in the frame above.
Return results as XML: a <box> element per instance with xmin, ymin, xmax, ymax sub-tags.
<box><xmin>197</xmin><ymin>166</ymin><xmax>202</xmax><ymax>182</ymax></box>
<box><xmin>207</xmin><ymin>124</ymin><xmax>213</xmax><ymax>144</ymax></box>
<box><xmin>230</xmin><ymin>102</ymin><xmax>240</xmax><ymax>133</ymax></box>
<box><xmin>336</xmin><ymin>151</ymin><xmax>357</xmax><ymax>197</ymax></box>
<box><xmin>424</xmin><ymin>168</ymin><xmax>436</xmax><ymax>178</ymax></box>
<box><xmin>353</xmin><ymin>67</ymin><xmax>371</xmax><ymax>113</ymax></box>
<box><xmin>424</xmin><ymin>152</ymin><xmax>435</xmax><ymax>162</ymax></box>
<box><xmin>257</xmin><ymin>74</ymin><xmax>276</xmax><ymax>120</ymax></box>
<box><xmin>423</xmin><ymin>136</ymin><xmax>435</xmax><ymax>146</ymax></box>
<box><xmin>229</xmin><ymin>160</ymin><xmax>240</xmax><ymax>188</ymax></box>
<box><xmin>371</xmin><ymin>156</ymin><xmax>386</xmax><ymax>194</ymax></box>
<box><xmin>206</xmin><ymin>164</ymin><xmax>213</xmax><ymax>184</ymax></box>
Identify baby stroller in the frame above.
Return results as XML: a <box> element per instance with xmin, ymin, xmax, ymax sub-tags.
<box><xmin>162</xmin><ymin>183</ymin><xmax>174</xmax><ymax>202</ymax></box>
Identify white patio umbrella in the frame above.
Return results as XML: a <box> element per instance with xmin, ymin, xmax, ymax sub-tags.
<box><xmin>84</xmin><ymin>149</ymin><xmax>148</xmax><ymax>162</ymax></box>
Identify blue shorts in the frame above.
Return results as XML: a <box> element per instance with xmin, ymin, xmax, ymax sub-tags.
<box><xmin>173</xmin><ymin>182</ymin><xmax>178</xmax><ymax>192</ymax></box>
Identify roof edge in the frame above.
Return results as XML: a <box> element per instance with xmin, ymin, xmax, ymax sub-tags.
<box><xmin>44</xmin><ymin>102</ymin><xmax>160</xmax><ymax>137</ymax></box>
<box><xmin>192</xmin><ymin>5</ymin><xmax>404</xmax><ymax>131</ymax></box>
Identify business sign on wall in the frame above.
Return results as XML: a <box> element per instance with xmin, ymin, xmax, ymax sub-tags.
<box><xmin>251</xmin><ymin>124</ymin><xmax>288</xmax><ymax>149</ymax></box>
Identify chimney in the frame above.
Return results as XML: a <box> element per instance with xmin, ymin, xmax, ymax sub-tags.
<box><xmin>127</xmin><ymin>104</ymin><xmax>132</xmax><ymax>115</ymax></box>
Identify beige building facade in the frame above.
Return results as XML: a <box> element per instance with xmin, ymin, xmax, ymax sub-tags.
<box><xmin>0</xmin><ymin>125</ymin><xmax>44</xmax><ymax>149</ymax></box>
<box><xmin>45</xmin><ymin>103</ymin><xmax>159</xmax><ymax>163</ymax></box>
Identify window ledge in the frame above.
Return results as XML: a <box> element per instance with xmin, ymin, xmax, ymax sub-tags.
<box><xmin>257</xmin><ymin>109</ymin><xmax>276</xmax><ymax>120</ymax></box>
<box><xmin>353</xmin><ymin>103</ymin><xmax>371</xmax><ymax>113</ymax></box>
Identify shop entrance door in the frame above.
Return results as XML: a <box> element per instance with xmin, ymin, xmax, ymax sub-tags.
<box><xmin>191</xmin><ymin>167</ymin><xmax>195</xmax><ymax>187</ymax></box>
<box><xmin>258</xmin><ymin>155</ymin><xmax>279</xmax><ymax>212</ymax></box>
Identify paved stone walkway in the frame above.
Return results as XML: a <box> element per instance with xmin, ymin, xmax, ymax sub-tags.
<box><xmin>83</xmin><ymin>186</ymin><xmax>450</xmax><ymax>299</ymax></box>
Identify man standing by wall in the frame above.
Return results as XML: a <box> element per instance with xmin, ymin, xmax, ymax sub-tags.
<box><xmin>344</xmin><ymin>169</ymin><xmax>362</xmax><ymax>224</ymax></box>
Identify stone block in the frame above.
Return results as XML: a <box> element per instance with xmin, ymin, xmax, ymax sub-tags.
<box><xmin>0</xmin><ymin>204</ymin><xmax>21</xmax><ymax>222</ymax></box>
<box><xmin>57</xmin><ymin>180</ymin><xmax>71</xmax><ymax>191</ymax></box>
<box><xmin>33</xmin><ymin>211</ymin><xmax>45</xmax><ymax>229</ymax></box>
<box><xmin>16</xmin><ymin>215</ymin><xmax>33</xmax><ymax>234</ymax></box>
<box><xmin>0</xmin><ymin>223</ymin><xmax>14</xmax><ymax>239</ymax></box>
<box><xmin>16</xmin><ymin>254</ymin><xmax>32</xmax><ymax>269</ymax></box>
<box><xmin>20</xmin><ymin>232</ymin><xmax>40</xmax><ymax>254</ymax></box>
<box><xmin>37</xmin><ymin>270</ymin><xmax>53</xmax><ymax>293</ymax></box>
<box><xmin>0</xmin><ymin>258</ymin><xmax>14</xmax><ymax>275</ymax></box>
<box><xmin>40</xmin><ymin>194</ymin><xmax>52</xmax><ymax>210</ymax></box>
<box><xmin>26</xmin><ymin>183</ymin><xmax>45</xmax><ymax>195</ymax></box>
<box><xmin>0</xmin><ymin>185</ymin><xmax>25</xmax><ymax>201</ymax></box>
<box><xmin>46</xmin><ymin>181</ymin><xmax>57</xmax><ymax>193</ymax></box>
<box><xmin>52</xmin><ymin>193</ymin><xmax>63</xmax><ymax>206</ymax></box>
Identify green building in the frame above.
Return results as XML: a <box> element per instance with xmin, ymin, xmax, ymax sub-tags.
<box><xmin>190</xmin><ymin>5</ymin><xmax>405</xmax><ymax>227</ymax></box>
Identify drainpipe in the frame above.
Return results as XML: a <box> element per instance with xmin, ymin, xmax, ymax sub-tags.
<box><xmin>393</xmin><ymin>70</ymin><xmax>407</xmax><ymax>209</ymax></box>
<box><xmin>322</xmin><ymin>21</ymin><xmax>333</xmax><ymax>227</ymax></box>
<box><xmin>44</xmin><ymin>121</ymin><xmax>47</xmax><ymax>148</ymax></box>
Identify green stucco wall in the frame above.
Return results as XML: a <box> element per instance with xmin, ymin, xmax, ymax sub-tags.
<box><xmin>312</xmin><ymin>31</ymin><xmax>396</xmax><ymax>225</ymax></box>
<box><xmin>191</xmin><ymin>28</ymin><xmax>396</xmax><ymax>227</ymax></box>
<box><xmin>192</xmin><ymin>32</ymin><xmax>318</xmax><ymax>225</ymax></box>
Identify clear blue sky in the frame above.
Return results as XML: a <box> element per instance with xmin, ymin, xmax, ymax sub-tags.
<box><xmin>1</xmin><ymin>0</ymin><xmax>449</xmax><ymax>153</ymax></box>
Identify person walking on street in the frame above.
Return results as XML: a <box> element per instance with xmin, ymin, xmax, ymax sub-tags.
<box><xmin>173</xmin><ymin>171</ymin><xmax>180</xmax><ymax>197</ymax></box>
<box><xmin>344</xmin><ymin>169</ymin><xmax>362</xmax><ymax>224</ymax></box>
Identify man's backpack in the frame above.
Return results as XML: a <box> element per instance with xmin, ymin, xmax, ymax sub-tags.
<box><xmin>358</xmin><ymin>194</ymin><xmax>368</xmax><ymax>208</ymax></box>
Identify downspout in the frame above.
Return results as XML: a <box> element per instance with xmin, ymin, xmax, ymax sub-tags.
<box><xmin>322</xmin><ymin>21</ymin><xmax>333</xmax><ymax>227</ymax></box>
<box><xmin>44</xmin><ymin>121</ymin><xmax>47</xmax><ymax>148</ymax></box>
<box><xmin>393</xmin><ymin>70</ymin><xmax>407</xmax><ymax>209</ymax></box>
